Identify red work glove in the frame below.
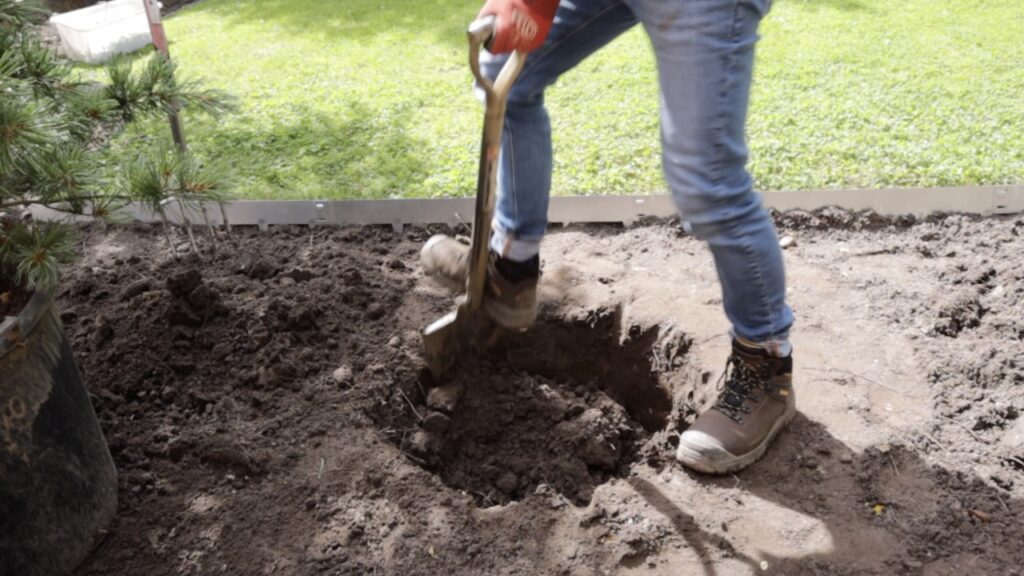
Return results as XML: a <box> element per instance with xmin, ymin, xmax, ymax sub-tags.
<box><xmin>479</xmin><ymin>0</ymin><xmax>559</xmax><ymax>53</ymax></box>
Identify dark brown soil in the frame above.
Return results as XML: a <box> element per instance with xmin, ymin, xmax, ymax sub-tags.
<box><xmin>56</xmin><ymin>212</ymin><xmax>1024</xmax><ymax>576</ymax></box>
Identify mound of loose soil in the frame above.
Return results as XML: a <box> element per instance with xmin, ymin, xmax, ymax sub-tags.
<box><xmin>55</xmin><ymin>213</ymin><xmax>1023</xmax><ymax>576</ymax></box>
<box><xmin>376</xmin><ymin>315</ymin><xmax>695</xmax><ymax>507</ymax></box>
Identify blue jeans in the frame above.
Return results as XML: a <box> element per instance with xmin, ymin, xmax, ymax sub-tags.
<box><xmin>482</xmin><ymin>0</ymin><xmax>793</xmax><ymax>349</ymax></box>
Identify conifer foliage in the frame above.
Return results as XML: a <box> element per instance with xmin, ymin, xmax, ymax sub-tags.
<box><xmin>1</xmin><ymin>0</ymin><xmax>232</xmax><ymax>294</ymax></box>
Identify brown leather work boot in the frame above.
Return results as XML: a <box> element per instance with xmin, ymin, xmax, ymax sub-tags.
<box><xmin>420</xmin><ymin>234</ymin><xmax>538</xmax><ymax>331</ymax></box>
<box><xmin>420</xmin><ymin>234</ymin><xmax>471</xmax><ymax>293</ymax></box>
<box><xmin>675</xmin><ymin>340</ymin><xmax>795</xmax><ymax>474</ymax></box>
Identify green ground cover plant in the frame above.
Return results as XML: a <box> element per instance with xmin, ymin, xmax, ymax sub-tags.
<box><xmin>110</xmin><ymin>0</ymin><xmax>1024</xmax><ymax>199</ymax></box>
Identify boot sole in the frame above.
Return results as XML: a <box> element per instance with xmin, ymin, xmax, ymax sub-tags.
<box><xmin>675</xmin><ymin>401</ymin><xmax>797</xmax><ymax>475</ymax></box>
<box><xmin>421</xmin><ymin>269</ymin><xmax>537</xmax><ymax>330</ymax></box>
<box><xmin>484</xmin><ymin>299</ymin><xmax>537</xmax><ymax>331</ymax></box>
<box><xmin>420</xmin><ymin>236</ymin><xmax>468</xmax><ymax>294</ymax></box>
<box><xmin>425</xmin><ymin>272</ymin><xmax>466</xmax><ymax>294</ymax></box>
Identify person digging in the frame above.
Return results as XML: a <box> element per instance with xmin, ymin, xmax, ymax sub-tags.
<box><xmin>422</xmin><ymin>0</ymin><xmax>794</xmax><ymax>475</ymax></box>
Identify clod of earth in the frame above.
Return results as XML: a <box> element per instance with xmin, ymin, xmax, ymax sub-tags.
<box><xmin>331</xmin><ymin>365</ymin><xmax>353</xmax><ymax>386</ymax></box>
<box><xmin>426</xmin><ymin>383</ymin><xmax>465</xmax><ymax>414</ymax></box>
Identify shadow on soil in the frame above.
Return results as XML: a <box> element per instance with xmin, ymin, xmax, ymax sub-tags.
<box><xmin>632</xmin><ymin>414</ymin><xmax>1024</xmax><ymax>574</ymax></box>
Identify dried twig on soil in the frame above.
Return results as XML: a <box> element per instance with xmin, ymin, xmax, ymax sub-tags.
<box><xmin>994</xmin><ymin>492</ymin><xmax>1010</xmax><ymax>513</ymax></box>
<box><xmin>909</xmin><ymin>423</ymin><xmax>950</xmax><ymax>455</ymax></box>
<box><xmin>397</xmin><ymin>389</ymin><xmax>424</xmax><ymax>422</ymax></box>
<box><xmin>888</xmin><ymin>455</ymin><xmax>900</xmax><ymax>476</ymax></box>
<box><xmin>157</xmin><ymin>211</ymin><xmax>178</xmax><ymax>260</ymax></box>
<box><xmin>969</xmin><ymin>509</ymin><xmax>992</xmax><ymax>522</ymax></box>
<box><xmin>219</xmin><ymin>203</ymin><xmax>233</xmax><ymax>240</ymax></box>
<box><xmin>453</xmin><ymin>212</ymin><xmax>472</xmax><ymax>235</ymax></box>
<box><xmin>399</xmin><ymin>449</ymin><xmax>427</xmax><ymax>466</ymax></box>
<box><xmin>936</xmin><ymin>414</ymin><xmax>988</xmax><ymax>444</ymax></box>
<box><xmin>308</xmin><ymin>230</ymin><xmax>328</xmax><ymax>248</ymax></box>
<box><xmin>200</xmin><ymin>204</ymin><xmax>218</xmax><ymax>254</ymax></box>
<box><xmin>379</xmin><ymin>426</ymin><xmax>418</xmax><ymax>436</ymax></box>
<box><xmin>805</xmin><ymin>366</ymin><xmax>904</xmax><ymax>395</ymax></box>
<box><xmin>413</xmin><ymin>378</ymin><xmax>428</xmax><ymax>402</ymax></box>
<box><xmin>850</xmin><ymin>247</ymin><xmax>899</xmax><ymax>257</ymax></box>
<box><xmin>174</xmin><ymin>198</ymin><xmax>202</xmax><ymax>259</ymax></box>
<box><xmin>475</xmin><ymin>490</ymin><xmax>496</xmax><ymax>507</ymax></box>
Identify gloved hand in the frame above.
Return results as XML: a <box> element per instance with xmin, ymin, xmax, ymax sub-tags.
<box><xmin>478</xmin><ymin>0</ymin><xmax>559</xmax><ymax>53</ymax></box>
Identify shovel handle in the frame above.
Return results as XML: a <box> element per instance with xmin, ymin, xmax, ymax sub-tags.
<box><xmin>468</xmin><ymin>17</ymin><xmax>526</xmax><ymax>103</ymax></box>
<box><xmin>463</xmin><ymin>18</ymin><xmax>526</xmax><ymax>310</ymax></box>
<box><xmin>419</xmin><ymin>20</ymin><xmax>527</xmax><ymax>380</ymax></box>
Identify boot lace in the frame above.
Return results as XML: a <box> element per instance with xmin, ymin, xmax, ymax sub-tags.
<box><xmin>713</xmin><ymin>354</ymin><xmax>772</xmax><ymax>423</ymax></box>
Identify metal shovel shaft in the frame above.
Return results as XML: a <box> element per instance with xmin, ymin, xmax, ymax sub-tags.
<box><xmin>465</xmin><ymin>19</ymin><xmax>526</xmax><ymax>310</ymax></box>
<box><xmin>421</xmin><ymin>19</ymin><xmax>526</xmax><ymax>379</ymax></box>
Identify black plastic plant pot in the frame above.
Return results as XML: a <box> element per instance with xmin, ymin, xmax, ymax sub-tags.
<box><xmin>1</xmin><ymin>290</ymin><xmax>117</xmax><ymax>575</ymax></box>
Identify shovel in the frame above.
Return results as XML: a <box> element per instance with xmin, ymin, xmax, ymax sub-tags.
<box><xmin>422</xmin><ymin>17</ymin><xmax>527</xmax><ymax>380</ymax></box>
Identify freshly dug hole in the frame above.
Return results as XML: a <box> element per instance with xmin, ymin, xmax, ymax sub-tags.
<box><xmin>389</xmin><ymin>309</ymin><xmax>697</xmax><ymax>507</ymax></box>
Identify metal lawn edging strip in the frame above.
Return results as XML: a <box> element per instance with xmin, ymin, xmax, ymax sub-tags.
<box><xmin>30</xmin><ymin>185</ymin><xmax>1024</xmax><ymax>232</ymax></box>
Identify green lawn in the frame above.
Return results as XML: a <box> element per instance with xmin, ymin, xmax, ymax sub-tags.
<box><xmin>110</xmin><ymin>0</ymin><xmax>1024</xmax><ymax>199</ymax></box>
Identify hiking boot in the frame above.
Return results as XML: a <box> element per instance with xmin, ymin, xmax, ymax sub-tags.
<box><xmin>420</xmin><ymin>234</ymin><xmax>471</xmax><ymax>293</ymax></box>
<box><xmin>420</xmin><ymin>234</ymin><xmax>539</xmax><ymax>330</ymax></box>
<box><xmin>675</xmin><ymin>340</ymin><xmax>795</xmax><ymax>474</ymax></box>
<box><xmin>483</xmin><ymin>252</ymin><xmax>539</xmax><ymax>330</ymax></box>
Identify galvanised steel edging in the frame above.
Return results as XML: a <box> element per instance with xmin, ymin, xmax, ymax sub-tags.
<box><xmin>30</xmin><ymin>184</ymin><xmax>1024</xmax><ymax>229</ymax></box>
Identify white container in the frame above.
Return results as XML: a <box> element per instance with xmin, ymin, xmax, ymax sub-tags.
<box><xmin>50</xmin><ymin>0</ymin><xmax>152</xmax><ymax>64</ymax></box>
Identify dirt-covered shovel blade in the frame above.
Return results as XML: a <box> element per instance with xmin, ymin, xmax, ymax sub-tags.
<box><xmin>422</xmin><ymin>307</ymin><xmax>466</xmax><ymax>378</ymax></box>
<box><xmin>422</xmin><ymin>17</ymin><xmax>526</xmax><ymax>380</ymax></box>
<box><xmin>423</xmin><ymin>304</ymin><xmax>502</xmax><ymax>379</ymax></box>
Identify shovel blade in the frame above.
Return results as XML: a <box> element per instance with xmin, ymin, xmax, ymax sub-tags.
<box><xmin>422</xmin><ymin>307</ymin><xmax>467</xmax><ymax>380</ymax></box>
<box><xmin>422</xmin><ymin>305</ymin><xmax>505</xmax><ymax>380</ymax></box>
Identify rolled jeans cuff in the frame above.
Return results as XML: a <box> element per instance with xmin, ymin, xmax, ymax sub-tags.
<box><xmin>490</xmin><ymin>224</ymin><xmax>542</xmax><ymax>262</ymax></box>
<box><xmin>733</xmin><ymin>331</ymin><xmax>792</xmax><ymax>358</ymax></box>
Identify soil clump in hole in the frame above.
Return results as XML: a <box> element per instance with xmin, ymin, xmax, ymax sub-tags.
<box><xmin>391</xmin><ymin>309</ymin><xmax>694</xmax><ymax>507</ymax></box>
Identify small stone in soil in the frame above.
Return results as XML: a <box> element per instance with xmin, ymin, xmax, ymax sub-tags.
<box><xmin>422</xmin><ymin>411</ymin><xmax>451</xmax><ymax>434</ymax></box>
<box><xmin>366</xmin><ymin>303</ymin><xmax>386</xmax><ymax>320</ymax></box>
<box><xmin>409</xmin><ymin>430</ymin><xmax>441</xmax><ymax>455</ymax></box>
<box><xmin>565</xmin><ymin>403</ymin><xmax>585</xmax><ymax>419</ymax></box>
<box><xmin>166</xmin><ymin>269</ymin><xmax>202</xmax><ymax>298</ymax></box>
<box><xmin>283</xmin><ymin>268</ymin><xmax>315</xmax><ymax>282</ymax></box>
<box><xmin>496</xmin><ymin>472</ymin><xmax>518</xmax><ymax>494</ymax></box>
<box><xmin>342</xmin><ymin>268</ymin><xmax>363</xmax><ymax>285</ymax></box>
<box><xmin>166</xmin><ymin>438</ymin><xmax>190</xmax><ymax>462</ymax></box>
<box><xmin>427</xmin><ymin>383</ymin><xmax>465</xmax><ymax>414</ymax></box>
<box><xmin>332</xmin><ymin>365</ymin><xmax>353</xmax><ymax>386</ymax></box>
<box><xmin>1001</xmin><ymin>418</ymin><xmax>1024</xmax><ymax>451</ymax></box>
<box><xmin>573</xmin><ymin>409</ymin><xmax>622</xmax><ymax>470</ymax></box>
<box><xmin>120</xmin><ymin>278</ymin><xmax>153</xmax><ymax>301</ymax></box>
